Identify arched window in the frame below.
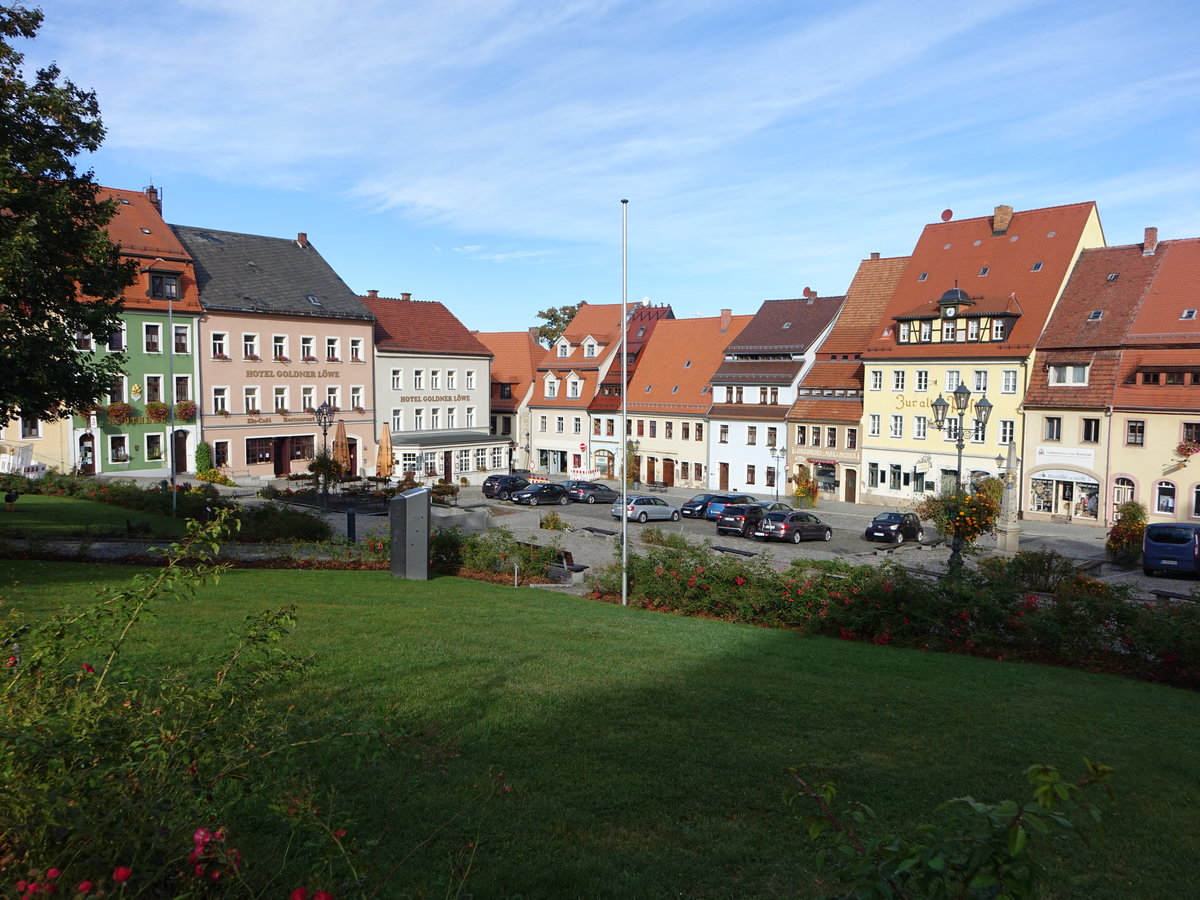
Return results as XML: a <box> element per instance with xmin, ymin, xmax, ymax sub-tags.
<box><xmin>1113</xmin><ymin>477</ymin><xmax>1135</xmax><ymax>507</ymax></box>
<box><xmin>1156</xmin><ymin>481</ymin><xmax>1176</xmax><ymax>514</ymax></box>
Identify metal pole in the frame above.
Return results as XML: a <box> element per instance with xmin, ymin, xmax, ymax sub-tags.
<box><xmin>168</xmin><ymin>290</ymin><xmax>176</xmax><ymax>517</ymax></box>
<box><xmin>620</xmin><ymin>199</ymin><xmax>629</xmax><ymax>608</ymax></box>
<box><xmin>948</xmin><ymin>410</ymin><xmax>966</xmax><ymax>572</ymax></box>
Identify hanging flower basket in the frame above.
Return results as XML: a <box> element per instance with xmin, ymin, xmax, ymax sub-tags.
<box><xmin>145</xmin><ymin>401</ymin><xmax>170</xmax><ymax>423</ymax></box>
<box><xmin>175</xmin><ymin>400</ymin><xmax>197</xmax><ymax>422</ymax></box>
<box><xmin>105</xmin><ymin>402</ymin><xmax>133</xmax><ymax>425</ymax></box>
<box><xmin>1175</xmin><ymin>439</ymin><xmax>1200</xmax><ymax>460</ymax></box>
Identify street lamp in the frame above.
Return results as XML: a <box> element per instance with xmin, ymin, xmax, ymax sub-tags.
<box><xmin>316</xmin><ymin>402</ymin><xmax>334</xmax><ymax>509</ymax></box>
<box><xmin>768</xmin><ymin>445</ymin><xmax>787</xmax><ymax>502</ymax></box>
<box><xmin>929</xmin><ymin>383</ymin><xmax>992</xmax><ymax>572</ymax></box>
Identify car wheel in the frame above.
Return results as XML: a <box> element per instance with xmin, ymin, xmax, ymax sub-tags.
<box><xmin>586</xmin><ymin>495</ymin><xmax>596</xmax><ymax>504</ymax></box>
<box><xmin>791</xmin><ymin>530</ymin><xmax>802</xmax><ymax>544</ymax></box>
<box><xmin>894</xmin><ymin>532</ymin><xmax>904</xmax><ymax>545</ymax></box>
<box><xmin>670</xmin><ymin>511</ymin><xmax>680</xmax><ymax>521</ymax></box>
<box><xmin>915</xmin><ymin>529</ymin><xmax>924</xmax><ymax>542</ymax></box>
<box><xmin>559</xmin><ymin>495</ymin><xmax>569</xmax><ymax>505</ymax></box>
<box><xmin>637</xmin><ymin>512</ymin><xmax>648</xmax><ymax>523</ymax></box>
<box><xmin>823</xmin><ymin>529</ymin><xmax>832</xmax><ymax>542</ymax></box>
<box><xmin>1143</xmin><ymin>566</ymin><xmax>1155</xmax><ymax>576</ymax></box>
<box><xmin>499</xmin><ymin>490</ymin><xmax>510</xmax><ymax>501</ymax></box>
<box><xmin>529</xmin><ymin>497</ymin><xmax>539</xmax><ymax>506</ymax></box>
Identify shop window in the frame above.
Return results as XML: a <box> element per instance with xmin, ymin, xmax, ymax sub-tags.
<box><xmin>1156</xmin><ymin>481</ymin><xmax>1176</xmax><ymax>514</ymax></box>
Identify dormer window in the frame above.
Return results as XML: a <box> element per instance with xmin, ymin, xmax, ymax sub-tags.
<box><xmin>1049</xmin><ymin>364</ymin><xmax>1089</xmax><ymax>385</ymax></box>
<box><xmin>993</xmin><ymin>320</ymin><xmax>1006</xmax><ymax>340</ymax></box>
<box><xmin>977</xmin><ymin>267</ymin><xmax>990</xmax><ymax>277</ymax></box>
<box><xmin>917</xmin><ymin>272</ymin><xmax>928</xmax><ymax>282</ymax></box>
<box><xmin>1087</xmin><ymin>310</ymin><xmax>1103</xmax><ymax>321</ymax></box>
<box><xmin>1031</xmin><ymin>261</ymin><xmax>1043</xmax><ymax>272</ymax></box>
<box><xmin>149</xmin><ymin>273</ymin><xmax>178</xmax><ymax>300</ymax></box>
<box><xmin>557</xmin><ymin>343</ymin><xmax>569</xmax><ymax>358</ymax></box>
<box><xmin>545</xmin><ymin>377</ymin><xmax>558</xmax><ymax>399</ymax></box>
<box><xmin>1106</xmin><ymin>273</ymin><xmax>1119</xmax><ymax>282</ymax></box>
<box><xmin>584</xmin><ymin>341</ymin><xmax>596</xmax><ymax>357</ymax></box>
<box><xmin>1182</xmin><ymin>310</ymin><xmax>1197</xmax><ymax>320</ymax></box>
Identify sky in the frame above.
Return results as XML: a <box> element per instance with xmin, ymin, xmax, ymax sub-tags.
<box><xmin>23</xmin><ymin>0</ymin><xmax>1200</xmax><ymax>333</ymax></box>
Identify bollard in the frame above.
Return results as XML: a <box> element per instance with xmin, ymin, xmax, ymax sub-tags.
<box><xmin>346</xmin><ymin>507</ymin><xmax>357</xmax><ymax>542</ymax></box>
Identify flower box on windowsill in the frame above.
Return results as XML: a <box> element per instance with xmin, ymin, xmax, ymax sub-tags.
<box><xmin>325</xmin><ymin>358</ymin><xmax>341</xmax><ymax>364</ymax></box>
<box><xmin>302</xmin><ymin>356</ymin><xmax>318</xmax><ymax>363</ymax></box>
<box><xmin>350</xmin><ymin>356</ymin><xmax>363</xmax><ymax>363</ymax></box>
<box><xmin>275</xmin><ymin>407</ymin><xmax>289</xmax><ymax>415</ymax></box>
<box><xmin>245</xmin><ymin>409</ymin><xmax>262</xmax><ymax>416</ymax></box>
<box><xmin>274</xmin><ymin>355</ymin><xmax>291</xmax><ymax>363</ymax></box>
<box><xmin>216</xmin><ymin>410</ymin><xmax>230</xmax><ymax>417</ymax></box>
<box><xmin>353</xmin><ymin>406</ymin><xmax>366</xmax><ymax>414</ymax></box>
<box><xmin>111</xmin><ymin>455</ymin><xmax>129</xmax><ymax>463</ymax></box>
<box><xmin>244</xmin><ymin>354</ymin><xmax>261</xmax><ymax>362</ymax></box>
<box><xmin>212</xmin><ymin>354</ymin><xmax>231</xmax><ymax>361</ymax></box>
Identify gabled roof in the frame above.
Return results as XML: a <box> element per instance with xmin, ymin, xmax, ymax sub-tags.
<box><xmin>723</xmin><ymin>295</ymin><xmax>845</xmax><ymax>354</ymax></box>
<box><xmin>473</xmin><ymin>330</ymin><xmax>543</xmax><ymax>383</ymax></box>
<box><xmin>169</xmin><ymin>225</ymin><xmax>372</xmax><ymax>321</ymax></box>
<box><xmin>818</xmin><ymin>255</ymin><xmax>909</xmax><ymax>358</ymax></box>
<box><xmin>625</xmin><ymin>313</ymin><xmax>753</xmax><ymax>415</ymax></box>
<box><xmin>100</xmin><ymin>187</ymin><xmax>201</xmax><ymax>313</ymax></box>
<box><xmin>865</xmin><ymin>202</ymin><xmax>1102</xmax><ymax>359</ymax></box>
<box><xmin>1126</xmin><ymin>238</ymin><xmax>1200</xmax><ymax>343</ymax></box>
<box><xmin>362</xmin><ymin>293</ymin><xmax>491</xmax><ymax>356</ymax></box>
<box><xmin>787</xmin><ymin>396</ymin><xmax>864</xmax><ymax>424</ymax></box>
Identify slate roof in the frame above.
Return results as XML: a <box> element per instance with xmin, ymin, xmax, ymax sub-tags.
<box><xmin>169</xmin><ymin>226</ymin><xmax>372</xmax><ymax>321</ymax></box>
<box><xmin>363</xmin><ymin>294</ymin><xmax>491</xmax><ymax>356</ymax></box>
<box><xmin>865</xmin><ymin>202</ymin><xmax>1101</xmax><ymax>359</ymax></box>
<box><xmin>712</xmin><ymin>295</ymin><xmax>844</xmax><ymax>385</ymax></box>
<box><xmin>101</xmin><ymin>187</ymin><xmax>201</xmax><ymax>313</ymax></box>
<box><xmin>625</xmin><ymin>313</ymin><xmax>753</xmax><ymax>415</ymax></box>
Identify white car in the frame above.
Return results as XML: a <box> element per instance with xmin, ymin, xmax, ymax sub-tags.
<box><xmin>611</xmin><ymin>495</ymin><xmax>682</xmax><ymax>523</ymax></box>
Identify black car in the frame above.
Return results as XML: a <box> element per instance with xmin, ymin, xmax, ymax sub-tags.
<box><xmin>482</xmin><ymin>474</ymin><xmax>530</xmax><ymax>500</ymax></box>
<box><xmin>704</xmin><ymin>494</ymin><xmax>756</xmax><ymax>521</ymax></box>
<box><xmin>864</xmin><ymin>512</ymin><xmax>924</xmax><ymax>544</ymax></box>
<box><xmin>681</xmin><ymin>493</ymin><xmax>723</xmax><ymax>518</ymax></box>
<box><xmin>755</xmin><ymin>511</ymin><xmax>832</xmax><ymax>543</ymax></box>
<box><xmin>511</xmin><ymin>483</ymin><xmax>571</xmax><ymax>506</ymax></box>
<box><xmin>714</xmin><ymin>504</ymin><xmax>769</xmax><ymax>537</ymax></box>
<box><xmin>567</xmin><ymin>481</ymin><xmax>620</xmax><ymax>504</ymax></box>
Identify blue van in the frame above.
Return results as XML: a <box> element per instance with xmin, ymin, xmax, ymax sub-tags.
<box><xmin>1142</xmin><ymin>523</ymin><xmax>1200</xmax><ymax>576</ymax></box>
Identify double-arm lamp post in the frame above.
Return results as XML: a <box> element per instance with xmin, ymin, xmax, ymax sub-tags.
<box><xmin>929</xmin><ymin>383</ymin><xmax>992</xmax><ymax>572</ymax></box>
<box><xmin>768</xmin><ymin>445</ymin><xmax>787</xmax><ymax>503</ymax></box>
<box><xmin>316</xmin><ymin>402</ymin><xmax>334</xmax><ymax>510</ymax></box>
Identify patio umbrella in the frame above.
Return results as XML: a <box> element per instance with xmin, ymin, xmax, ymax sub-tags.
<box><xmin>376</xmin><ymin>423</ymin><xmax>394</xmax><ymax>479</ymax></box>
<box><xmin>331</xmin><ymin>419</ymin><xmax>352</xmax><ymax>479</ymax></box>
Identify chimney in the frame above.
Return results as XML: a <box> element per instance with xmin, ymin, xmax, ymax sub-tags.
<box><xmin>144</xmin><ymin>184</ymin><xmax>162</xmax><ymax>213</ymax></box>
<box><xmin>529</xmin><ymin>326</ymin><xmax>541</xmax><ymax>342</ymax></box>
<box><xmin>719</xmin><ymin>308</ymin><xmax>732</xmax><ymax>333</ymax></box>
<box><xmin>296</xmin><ymin>232</ymin><xmax>308</xmax><ymax>248</ymax></box>
<box><xmin>1143</xmin><ymin>226</ymin><xmax>1159</xmax><ymax>256</ymax></box>
<box><xmin>366</xmin><ymin>289</ymin><xmax>379</xmax><ymax>299</ymax></box>
<box><xmin>400</xmin><ymin>292</ymin><xmax>412</xmax><ymax>301</ymax></box>
<box><xmin>992</xmin><ymin>204</ymin><xmax>1014</xmax><ymax>235</ymax></box>
<box><xmin>869</xmin><ymin>252</ymin><xmax>880</xmax><ymax>260</ymax></box>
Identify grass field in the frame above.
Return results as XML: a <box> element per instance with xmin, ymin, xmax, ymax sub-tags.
<box><xmin>0</xmin><ymin>493</ymin><xmax>188</xmax><ymax>538</ymax></box>
<box><xmin>3</xmin><ymin>559</ymin><xmax>1199</xmax><ymax>897</ymax></box>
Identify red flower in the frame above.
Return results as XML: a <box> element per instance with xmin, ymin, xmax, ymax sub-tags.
<box><xmin>80</xmin><ymin>663</ymin><xmax>95</xmax><ymax>674</ymax></box>
<box><xmin>734</xmin><ymin>576</ymin><xmax>745</xmax><ymax>586</ymax></box>
<box><xmin>314</xmin><ymin>893</ymin><xmax>334</xmax><ymax>900</ymax></box>
<box><xmin>5</xmin><ymin>656</ymin><xmax>16</xmax><ymax>667</ymax></box>
<box><xmin>290</xmin><ymin>890</ymin><xmax>308</xmax><ymax>900</ymax></box>
<box><xmin>112</xmin><ymin>867</ymin><xmax>132</xmax><ymax>883</ymax></box>
<box><xmin>77</xmin><ymin>883</ymin><xmax>93</xmax><ymax>895</ymax></box>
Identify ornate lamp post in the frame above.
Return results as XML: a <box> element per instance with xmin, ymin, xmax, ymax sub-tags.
<box><xmin>929</xmin><ymin>383</ymin><xmax>992</xmax><ymax>572</ymax></box>
<box><xmin>316</xmin><ymin>401</ymin><xmax>334</xmax><ymax>510</ymax></box>
<box><xmin>768</xmin><ymin>445</ymin><xmax>787</xmax><ymax>503</ymax></box>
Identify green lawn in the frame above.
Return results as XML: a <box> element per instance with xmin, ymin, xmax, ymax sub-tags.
<box><xmin>0</xmin><ymin>493</ymin><xmax>188</xmax><ymax>538</ymax></box>
<box><xmin>3</xmin><ymin>560</ymin><xmax>1198</xmax><ymax>897</ymax></box>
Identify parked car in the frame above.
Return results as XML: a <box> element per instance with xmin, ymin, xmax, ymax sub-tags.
<box><xmin>557</xmin><ymin>480</ymin><xmax>593</xmax><ymax>493</ymax></box>
<box><xmin>864</xmin><ymin>511</ymin><xmax>924</xmax><ymax>544</ymax></box>
<box><xmin>482</xmin><ymin>474</ymin><xmax>530</xmax><ymax>500</ymax></box>
<box><xmin>681</xmin><ymin>493</ymin><xmax>724</xmax><ymax>518</ymax></box>
<box><xmin>511</xmin><ymin>482</ymin><xmax>570</xmax><ymax>506</ymax></box>
<box><xmin>611</xmin><ymin>495</ymin><xmax>682</xmax><ymax>523</ymax></box>
<box><xmin>754</xmin><ymin>511</ymin><xmax>832</xmax><ymax>543</ymax></box>
<box><xmin>715</xmin><ymin>504</ymin><xmax>769</xmax><ymax>537</ymax></box>
<box><xmin>1143</xmin><ymin>523</ymin><xmax>1200</xmax><ymax>576</ymax></box>
<box><xmin>704</xmin><ymin>493</ymin><xmax>756</xmax><ymax>521</ymax></box>
<box><xmin>567</xmin><ymin>481</ymin><xmax>620</xmax><ymax>504</ymax></box>
<box><xmin>753</xmin><ymin>501</ymin><xmax>793</xmax><ymax>513</ymax></box>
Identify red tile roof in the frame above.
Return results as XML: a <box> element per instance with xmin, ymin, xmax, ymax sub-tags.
<box><xmin>625</xmin><ymin>313</ymin><xmax>753</xmax><ymax>415</ymax></box>
<box><xmin>100</xmin><ymin>187</ymin><xmax>201</xmax><ymax>313</ymax></box>
<box><xmin>865</xmin><ymin>202</ymin><xmax>1101</xmax><ymax>360</ymax></box>
<box><xmin>787</xmin><ymin>396</ymin><xmax>863</xmax><ymax>424</ymax></box>
<box><xmin>1127</xmin><ymin>238</ymin><xmax>1200</xmax><ymax>343</ymax></box>
<box><xmin>362</xmin><ymin>294</ymin><xmax>492</xmax><ymax>356</ymax></box>
<box><xmin>819</xmin><ymin>255</ymin><xmax>909</xmax><ymax>358</ymax></box>
<box><xmin>473</xmin><ymin>330</ymin><xmax>543</xmax><ymax>412</ymax></box>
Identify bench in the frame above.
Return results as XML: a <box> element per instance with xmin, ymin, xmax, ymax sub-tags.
<box><xmin>645</xmin><ymin>481</ymin><xmax>668</xmax><ymax>492</ymax></box>
<box><xmin>712</xmin><ymin>544</ymin><xmax>758</xmax><ymax>558</ymax></box>
<box><xmin>1150</xmin><ymin>589</ymin><xmax>1197</xmax><ymax>603</ymax></box>
<box><xmin>548</xmin><ymin>550</ymin><xmax>590</xmax><ymax>585</ymax></box>
<box><xmin>582</xmin><ymin>526</ymin><xmax>618</xmax><ymax>537</ymax></box>
<box><xmin>1073</xmin><ymin>558</ymin><xmax>1105</xmax><ymax>576</ymax></box>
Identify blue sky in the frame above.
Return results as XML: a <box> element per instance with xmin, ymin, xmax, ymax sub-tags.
<box><xmin>27</xmin><ymin>0</ymin><xmax>1200</xmax><ymax>333</ymax></box>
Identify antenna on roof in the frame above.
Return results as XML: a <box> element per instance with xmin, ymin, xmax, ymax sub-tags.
<box><xmin>802</xmin><ymin>287</ymin><xmax>815</xmax><ymax>299</ymax></box>
<box><xmin>941</xmin><ymin>209</ymin><xmax>953</xmax><ymax>222</ymax></box>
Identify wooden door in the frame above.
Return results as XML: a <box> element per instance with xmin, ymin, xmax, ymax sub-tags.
<box><xmin>719</xmin><ymin>462</ymin><xmax>729</xmax><ymax>491</ymax></box>
<box><xmin>663</xmin><ymin>459</ymin><xmax>675</xmax><ymax>486</ymax></box>
<box><xmin>845</xmin><ymin>468</ymin><xmax>857</xmax><ymax>503</ymax></box>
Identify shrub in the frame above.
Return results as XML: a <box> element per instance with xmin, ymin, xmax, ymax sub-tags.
<box><xmin>1107</xmin><ymin>500</ymin><xmax>1147</xmax><ymax>564</ymax></box>
<box><xmin>236</xmin><ymin>503</ymin><xmax>333</xmax><ymax>542</ymax></box>
<box><xmin>195</xmin><ymin>441</ymin><xmax>213</xmax><ymax>472</ymax></box>
<box><xmin>539</xmin><ymin>511</ymin><xmax>568</xmax><ymax>531</ymax></box>
<box><xmin>1005</xmin><ymin>549</ymin><xmax>1080</xmax><ymax>593</ymax></box>
<box><xmin>639</xmin><ymin>526</ymin><xmax>690</xmax><ymax>549</ymax></box>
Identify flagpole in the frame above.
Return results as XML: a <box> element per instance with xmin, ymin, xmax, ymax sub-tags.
<box><xmin>620</xmin><ymin>199</ymin><xmax>629</xmax><ymax>608</ymax></box>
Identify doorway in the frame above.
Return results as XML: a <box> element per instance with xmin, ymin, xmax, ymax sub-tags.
<box><xmin>645</xmin><ymin>457</ymin><xmax>657</xmax><ymax>483</ymax></box>
<box><xmin>719</xmin><ymin>462</ymin><xmax>729</xmax><ymax>491</ymax></box>
<box><xmin>273</xmin><ymin>437</ymin><xmax>291</xmax><ymax>477</ymax></box>
<box><xmin>78</xmin><ymin>434</ymin><xmax>95</xmax><ymax>476</ymax></box>
<box><xmin>845</xmin><ymin>468</ymin><xmax>857</xmax><ymax>503</ymax></box>
<box><xmin>663</xmin><ymin>459</ymin><xmax>675</xmax><ymax>487</ymax></box>
<box><xmin>172</xmin><ymin>429</ymin><xmax>188</xmax><ymax>474</ymax></box>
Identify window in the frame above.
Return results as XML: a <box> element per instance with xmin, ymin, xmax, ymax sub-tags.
<box><xmin>999</xmin><ymin>419</ymin><xmax>1015</xmax><ymax>445</ymax></box>
<box><xmin>212</xmin><ymin>387</ymin><xmax>228</xmax><ymax>414</ymax></box>
<box><xmin>889</xmin><ymin>465</ymin><xmax>902</xmax><ymax>490</ymax></box>
<box><xmin>914</xmin><ymin>416</ymin><xmax>927</xmax><ymax>440</ymax></box>
<box><xmin>243</xmin><ymin>387</ymin><xmax>260</xmax><ymax>414</ymax></box>
<box><xmin>466</xmin><ymin>370</ymin><xmax>476</xmax><ymax>390</ymax></box>
<box><xmin>301</xmin><ymin>386</ymin><xmax>315</xmax><ymax>411</ymax></box>
<box><xmin>350</xmin><ymin>386</ymin><xmax>363</xmax><ymax>411</ymax></box>
<box><xmin>943</xmin><ymin>322</ymin><xmax>958</xmax><ymax>342</ymax></box>
<box><xmin>972</xmin><ymin>417</ymin><xmax>986</xmax><ymax>443</ymax></box>
<box><xmin>890</xmin><ymin>415</ymin><xmax>903</xmax><ymax>439</ymax></box>
<box><xmin>415</xmin><ymin>408</ymin><xmax>425</xmax><ymax>430</ymax></box>
<box><xmin>695</xmin><ymin>423</ymin><xmax>703</xmax><ymax>441</ymax></box>
<box><xmin>666</xmin><ymin>421</ymin><xmax>674</xmax><ymax>440</ymax></box>
<box><xmin>916</xmin><ymin>370</ymin><xmax>929</xmax><ymax>392</ymax></box>
<box><xmin>868</xmin><ymin>462</ymin><xmax>879</xmax><ymax>488</ymax></box>
<box><xmin>557</xmin><ymin>343</ymin><xmax>569</xmax><ymax>358</ymax></box>
<box><xmin>584</xmin><ymin>341</ymin><xmax>596</xmax><ymax>357</ymax></box>
<box><xmin>993</xmin><ymin>320</ymin><xmax>1006</xmax><ymax>341</ymax></box>
<box><xmin>108</xmin><ymin>375</ymin><xmax>127</xmax><ymax>404</ymax></box>
<box><xmin>273</xmin><ymin>335</ymin><xmax>288</xmax><ymax>360</ymax></box>
<box><xmin>1002</xmin><ymin>370</ymin><xmax>1018</xmax><ymax>393</ymax></box>
<box><xmin>498</xmin><ymin>383</ymin><xmax>512</xmax><ymax>399</ymax></box>
<box><xmin>868</xmin><ymin>414</ymin><xmax>881</xmax><ymax>438</ymax></box>
<box><xmin>213</xmin><ymin>441</ymin><xmax>229</xmax><ymax>468</ymax></box>
<box><xmin>978</xmin><ymin>266</ymin><xmax>990</xmax><ymax>277</ymax></box>
<box><xmin>150</xmin><ymin>273</ymin><xmax>179</xmax><ymax>299</ymax></box>
<box><xmin>607</xmin><ymin>419</ymin><xmax>615</xmax><ymax>436</ymax></box>
<box><xmin>1031</xmin><ymin>261</ymin><xmax>1043</xmax><ymax>272</ymax></box>
<box><xmin>350</xmin><ymin>338</ymin><xmax>363</xmax><ymax>362</ymax></box>
<box><xmin>391</xmin><ymin>369</ymin><xmax>403</xmax><ymax>390</ymax></box>
<box><xmin>431</xmin><ymin>408</ymin><xmax>441</xmax><ymax>430</ymax></box>
<box><xmin>1157</xmin><ymin>481</ymin><xmax>1176</xmax><ymax>513</ymax></box>
<box><xmin>795</xmin><ymin>425</ymin><xmax>806</xmax><ymax>445</ymax></box>
<box><xmin>391</xmin><ymin>408</ymin><xmax>403</xmax><ymax>431</ymax></box>
<box><xmin>1087</xmin><ymin>310</ymin><xmax>1103</xmax><ymax>322</ymax></box>
<box><xmin>944</xmin><ymin>418</ymin><xmax>960</xmax><ymax>441</ymax></box>
<box><xmin>476</xmin><ymin>448</ymin><xmax>487</xmax><ymax>470</ymax></box>
<box><xmin>325</xmin><ymin>386</ymin><xmax>340</xmax><ymax>409</ymax></box>
<box><xmin>555</xmin><ymin>416</ymin><xmax>564</xmax><ymax>433</ymax></box>
<box><xmin>413</xmin><ymin>370</ymin><xmax>424</xmax><ymax>390</ymax></box>
<box><xmin>747</xmin><ymin>426</ymin><xmax>757</xmax><ymax>446</ymax></box>
<box><xmin>694</xmin><ymin>462</ymin><xmax>704</xmax><ymax>482</ymax></box>
<box><xmin>766</xmin><ymin>467</ymin><xmax>776</xmax><ymax>488</ymax></box>
<box><xmin>246</xmin><ymin>438</ymin><xmax>273</xmax><ymax>464</ymax></box>
<box><xmin>974</xmin><ymin>370</ymin><xmax>988</xmax><ymax>392</ymax></box>
<box><xmin>681</xmin><ymin>422</ymin><xmax>689</xmax><ymax>440</ymax></box>
<box><xmin>300</xmin><ymin>337</ymin><xmax>315</xmax><ymax>361</ymax></box>
<box><xmin>107</xmin><ymin>327</ymin><xmax>125</xmax><ymax>352</ymax></box>
<box><xmin>174</xmin><ymin>375</ymin><xmax>190</xmax><ymax>402</ymax></box>
<box><xmin>920</xmin><ymin>321</ymin><xmax>932</xmax><ymax>342</ymax></box>
<box><xmin>734</xmin><ymin>386</ymin><xmax>744</xmax><ymax>404</ymax></box>
<box><xmin>1107</xmin><ymin>273</ymin><xmax>1119</xmax><ymax>283</ymax></box>
<box><xmin>1167</xmin><ymin>372</ymin><xmax>1185</xmax><ymax>385</ymax></box>
<box><xmin>20</xmin><ymin>417</ymin><xmax>41</xmax><ymax>439</ymax></box>
<box><xmin>445</xmin><ymin>370</ymin><xmax>456</xmax><ymax>390</ymax></box>
<box><xmin>109</xmin><ymin>435</ymin><xmax>128</xmax><ymax>463</ymax></box>
<box><xmin>593</xmin><ymin>419</ymin><xmax>601</xmax><ymax>436</ymax></box>
<box><xmin>325</xmin><ymin>338</ymin><xmax>340</xmax><ymax>362</ymax></box>
<box><xmin>946</xmin><ymin>370</ymin><xmax>961</xmax><ymax>391</ymax></box>
<box><xmin>1049</xmin><ymin>364</ymin><xmax>1088</xmax><ymax>385</ymax></box>
<box><xmin>1183</xmin><ymin>310</ymin><xmax>1198</xmax><ymax>321</ymax></box>
<box><xmin>811</xmin><ymin>427</ymin><xmax>821</xmax><ymax>448</ymax></box>
<box><xmin>568</xmin><ymin>379</ymin><xmax>580</xmax><ymax>399</ymax></box>
<box><xmin>145</xmin><ymin>375</ymin><xmax>162</xmax><ymax>403</ymax></box>
<box><xmin>719</xmin><ymin>424</ymin><xmax>729</xmax><ymax>444</ymax></box>
<box><xmin>538</xmin><ymin>415</ymin><xmax>546</xmax><ymax>432</ymax></box>
<box><xmin>573</xmin><ymin>417</ymin><xmax>582</xmax><ymax>434</ymax></box>
<box><xmin>746</xmin><ymin>465</ymin><xmax>756</xmax><ymax>485</ymax></box>
<box><xmin>272</xmin><ymin>387</ymin><xmax>288</xmax><ymax>412</ymax></box>
<box><xmin>846</xmin><ymin>428</ymin><xmax>857</xmax><ymax>449</ymax></box>
<box><xmin>1126</xmin><ymin>420</ymin><xmax>1145</xmax><ymax>446</ymax></box>
<box><xmin>242</xmin><ymin>334</ymin><xmax>258</xmax><ymax>359</ymax></box>
<box><xmin>1082</xmin><ymin>418</ymin><xmax>1100</xmax><ymax>443</ymax></box>
<box><xmin>1142</xmin><ymin>372</ymin><xmax>1160</xmax><ymax>385</ymax></box>
<box><xmin>893</xmin><ymin>370</ymin><xmax>905</xmax><ymax>391</ymax></box>
<box><xmin>759</xmin><ymin>387</ymin><xmax>769</xmax><ymax>404</ymax></box>
<box><xmin>870</xmin><ymin>370</ymin><xmax>883</xmax><ymax>391</ymax></box>
<box><xmin>967</xmin><ymin>320</ymin><xmax>980</xmax><ymax>341</ymax></box>
<box><xmin>770</xmin><ymin>387</ymin><xmax>779</xmax><ymax>404</ymax></box>
<box><xmin>681</xmin><ymin>462</ymin><xmax>690</xmax><ymax>480</ymax></box>
<box><xmin>1044</xmin><ymin>417</ymin><xmax>1061</xmax><ymax>441</ymax></box>
<box><xmin>545</xmin><ymin>378</ymin><xmax>557</xmax><ymax>399</ymax></box>
<box><xmin>491</xmin><ymin>446</ymin><xmax>503</xmax><ymax>469</ymax></box>
<box><xmin>466</xmin><ymin>407</ymin><xmax>475</xmax><ymax>428</ymax></box>
<box><xmin>456</xmin><ymin>449</ymin><xmax>470</xmax><ymax>473</ymax></box>
<box><xmin>768</xmin><ymin>427</ymin><xmax>778</xmax><ymax>446</ymax></box>
<box><xmin>144</xmin><ymin>323</ymin><xmax>161</xmax><ymax>353</ymax></box>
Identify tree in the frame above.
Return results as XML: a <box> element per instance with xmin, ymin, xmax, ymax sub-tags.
<box><xmin>534</xmin><ymin>302</ymin><xmax>583</xmax><ymax>345</ymax></box>
<box><xmin>0</xmin><ymin>5</ymin><xmax>135</xmax><ymax>426</ymax></box>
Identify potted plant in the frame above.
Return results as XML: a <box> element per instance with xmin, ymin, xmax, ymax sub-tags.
<box><xmin>145</xmin><ymin>401</ymin><xmax>170</xmax><ymax>423</ymax></box>
<box><xmin>175</xmin><ymin>400</ymin><xmax>197</xmax><ymax>422</ymax></box>
<box><xmin>105</xmin><ymin>401</ymin><xmax>133</xmax><ymax>425</ymax></box>
<box><xmin>212</xmin><ymin>352</ymin><xmax>231</xmax><ymax>361</ymax></box>
<box><xmin>1175</xmin><ymin>439</ymin><xmax>1200</xmax><ymax>460</ymax></box>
